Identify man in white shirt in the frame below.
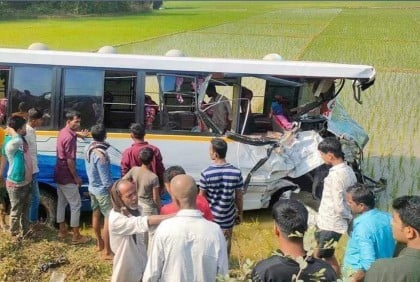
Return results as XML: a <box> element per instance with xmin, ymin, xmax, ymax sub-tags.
<box><xmin>144</xmin><ymin>174</ymin><xmax>229</xmax><ymax>282</ymax></box>
<box><xmin>26</xmin><ymin>108</ymin><xmax>44</xmax><ymax>223</ymax></box>
<box><xmin>315</xmin><ymin>137</ymin><xmax>357</xmax><ymax>275</ymax></box>
<box><xmin>109</xmin><ymin>179</ymin><xmax>169</xmax><ymax>282</ymax></box>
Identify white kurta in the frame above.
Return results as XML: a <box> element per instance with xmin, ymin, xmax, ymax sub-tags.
<box><xmin>316</xmin><ymin>162</ymin><xmax>357</xmax><ymax>234</ymax></box>
<box><xmin>109</xmin><ymin>209</ymin><xmax>149</xmax><ymax>282</ymax></box>
<box><xmin>143</xmin><ymin>209</ymin><xmax>229</xmax><ymax>282</ymax></box>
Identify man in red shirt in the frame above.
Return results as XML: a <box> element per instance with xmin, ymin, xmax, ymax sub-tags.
<box><xmin>54</xmin><ymin>111</ymin><xmax>89</xmax><ymax>244</ymax></box>
<box><xmin>120</xmin><ymin>123</ymin><xmax>164</xmax><ymax>185</ymax></box>
<box><xmin>160</xmin><ymin>166</ymin><xmax>213</xmax><ymax>221</ymax></box>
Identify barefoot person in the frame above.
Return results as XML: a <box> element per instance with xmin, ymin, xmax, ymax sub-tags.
<box><xmin>84</xmin><ymin>124</ymin><xmax>113</xmax><ymax>259</ymax></box>
<box><xmin>54</xmin><ymin>110</ymin><xmax>89</xmax><ymax>244</ymax></box>
<box><xmin>199</xmin><ymin>138</ymin><xmax>243</xmax><ymax>255</ymax></box>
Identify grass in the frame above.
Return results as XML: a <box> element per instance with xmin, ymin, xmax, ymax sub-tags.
<box><xmin>0</xmin><ymin>220</ymin><xmax>112</xmax><ymax>281</ymax></box>
<box><xmin>0</xmin><ymin>1</ymin><xmax>419</xmax><ymax>280</ymax></box>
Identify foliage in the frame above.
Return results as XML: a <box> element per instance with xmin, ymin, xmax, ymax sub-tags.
<box><xmin>0</xmin><ymin>1</ymin><xmax>154</xmax><ymax>19</ymax></box>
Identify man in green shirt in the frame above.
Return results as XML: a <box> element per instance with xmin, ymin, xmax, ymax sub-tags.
<box><xmin>365</xmin><ymin>195</ymin><xmax>420</xmax><ymax>282</ymax></box>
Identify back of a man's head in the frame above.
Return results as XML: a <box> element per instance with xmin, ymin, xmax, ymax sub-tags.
<box><xmin>392</xmin><ymin>195</ymin><xmax>420</xmax><ymax>233</ymax></box>
<box><xmin>170</xmin><ymin>174</ymin><xmax>197</xmax><ymax>208</ymax></box>
<box><xmin>139</xmin><ymin>147</ymin><xmax>154</xmax><ymax>166</ymax></box>
<box><xmin>163</xmin><ymin>165</ymin><xmax>186</xmax><ymax>184</ymax></box>
<box><xmin>28</xmin><ymin>108</ymin><xmax>43</xmax><ymax>121</ymax></box>
<box><xmin>318</xmin><ymin>137</ymin><xmax>344</xmax><ymax>159</ymax></box>
<box><xmin>346</xmin><ymin>183</ymin><xmax>376</xmax><ymax>209</ymax></box>
<box><xmin>130</xmin><ymin>123</ymin><xmax>145</xmax><ymax>139</ymax></box>
<box><xmin>211</xmin><ymin>138</ymin><xmax>227</xmax><ymax>159</ymax></box>
<box><xmin>90</xmin><ymin>124</ymin><xmax>106</xmax><ymax>142</ymax></box>
<box><xmin>272</xmin><ymin>199</ymin><xmax>308</xmax><ymax>240</ymax></box>
<box><xmin>7</xmin><ymin>115</ymin><xmax>26</xmax><ymax>131</ymax></box>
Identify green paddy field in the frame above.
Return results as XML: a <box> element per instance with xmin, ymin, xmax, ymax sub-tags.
<box><xmin>0</xmin><ymin>1</ymin><xmax>418</xmax><ymax>280</ymax></box>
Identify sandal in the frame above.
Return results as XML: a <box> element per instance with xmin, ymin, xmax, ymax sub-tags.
<box><xmin>71</xmin><ymin>235</ymin><xmax>91</xmax><ymax>245</ymax></box>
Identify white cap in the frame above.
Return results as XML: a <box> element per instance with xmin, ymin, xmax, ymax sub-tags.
<box><xmin>28</xmin><ymin>42</ymin><xmax>49</xmax><ymax>50</ymax></box>
<box><xmin>165</xmin><ymin>49</ymin><xmax>185</xmax><ymax>57</ymax></box>
<box><xmin>97</xmin><ymin>46</ymin><xmax>117</xmax><ymax>54</ymax></box>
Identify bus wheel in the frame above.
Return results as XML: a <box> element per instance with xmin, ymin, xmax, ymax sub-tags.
<box><xmin>39</xmin><ymin>190</ymin><xmax>57</xmax><ymax>227</ymax></box>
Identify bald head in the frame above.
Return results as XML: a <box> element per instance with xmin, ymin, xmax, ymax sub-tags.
<box><xmin>170</xmin><ymin>174</ymin><xmax>198</xmax><ymax>209</ymax></box>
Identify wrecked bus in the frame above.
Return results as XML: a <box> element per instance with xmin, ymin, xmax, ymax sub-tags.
<box><xmin>0</xmin><ymin>45</ymin><xmax>382</xmax><ymax>224</ymax></box>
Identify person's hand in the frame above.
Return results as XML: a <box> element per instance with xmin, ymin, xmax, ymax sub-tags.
<box><xmin>235</xmin><ymin>212</ymin><xmax>243</xmax><ymax>225</ymax></box>
<box><xmin>76</xmin><ymin>129</ymin><xmax>90</xmax><ymax>139</ymax></box>
<box><xmin>74</xmin><ymin>176</ymin><xmax>83</xmax><ymax>187</ymax></box>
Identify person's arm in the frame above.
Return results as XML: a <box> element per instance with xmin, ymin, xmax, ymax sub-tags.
<box><xmin>153</xmin><ymin>186</ymin><xmax>161</xmax><ymax>210</ymax></box>
<box><xmin>97</xmin><ymin>154</ymin><xmax>114</xmax><ymax>189</ymax></box>
<box><xmin>151</xmin><ymin>148</ymin><xmax>165</xmax><ymax>189</ymax></box>
<box><xmin>0</xmin><ymin>149</ymin><xmax>7</xmax><ymax>180</ymax></box>
<box><xmin>198</xmin><ymin>173</ymin><xmax>208</xmax><ymax>200</ymax></box>
<box><xmin>120</xmin><ymin>149</ymin><xmax>130</xmax><ymax>177</ymax></box>
<box><xmin>235</xmin><ymin>188</ymin><xmax>243</xmax><ymax>224</ymax></box>
<box><xmin>76</xmin><ymin>129</ymin><xmax>90</xmax><ymax>139</ymax></box>
<box><xmin>110</xmin><ymin>212</ymin><xmax>150</xmax><ymax>235</ymax></box>
<box><xmin>147</xmin><ymin>214</ymin><xmax>172</xmax><ymax>226</ymax></box>
<box><xmin>67</xmin><ymin>158</ymin><xmax>82</xmax><ymax>186</ymax></box>
<box><xmin>121</xmin><ymin>168</ymin><xmax>133</xmax><ymax>181</ymax></box>
<box><xmin>327</xmin><ymin>177</ymin><xmax>351</xmax><ymax>220</ymax></box>
<box><xmin>349</xmin><ymin>229</ymin><xmax>376</xmax><ymax>282</ymax></box>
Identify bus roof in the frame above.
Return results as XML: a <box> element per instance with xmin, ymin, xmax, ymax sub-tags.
<box><xmin>0</xmin><ymin>47</ymin><xmax>375</xmax><ymax>81</ymax></box>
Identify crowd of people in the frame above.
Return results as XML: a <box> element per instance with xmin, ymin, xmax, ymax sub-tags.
<box><xmin>0</xmin><ymin>108</ymin><xmax>419</xmax><ymax>282</ymax></box>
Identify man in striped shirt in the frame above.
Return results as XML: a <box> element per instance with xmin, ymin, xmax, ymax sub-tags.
<box><xmin>199</xmin><ymin>138</ymin><xmax>243</xmax><ymax>255</ymax></box>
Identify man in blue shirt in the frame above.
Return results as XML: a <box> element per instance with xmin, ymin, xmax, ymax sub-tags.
<box><xmin>342</xmin><ymin>184</ymin><xmax>395</xmax><ymax>281</ymax></box>
<box><xmin>84</xmin><ymin>124</ymin><xmax>114</xmax><ymax>260</ymax></box>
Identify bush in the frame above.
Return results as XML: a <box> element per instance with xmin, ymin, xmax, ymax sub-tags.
<box><xmin>0</xmin><ymin>1</ymin><xmax>154</xmax><ymax>19</ymax></box>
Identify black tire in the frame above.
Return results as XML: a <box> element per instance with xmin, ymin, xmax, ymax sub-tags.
<box><xmin>39</xmin><ymin>189</ymin><xmax>57</xmax><ymax>227</ymax></box>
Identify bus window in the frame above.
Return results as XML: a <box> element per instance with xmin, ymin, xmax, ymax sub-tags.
<box><xmin>103</xmin><ymin>71</ymin><xmax>137</xmax><ymax>129</ymax></box>
<box><xmin>147</xmin><ymin>73</ymin><xmax>202</xmax><ymax>132</ymax></box>
<box><xmin>0</xmin><ymin>66</ymin><xmax>9</xmax><ymax>125</ymax></box>
<box><xmin>62</xmin><ymin>69</ymin><xmax>103</xmax><ymax>129</ymax></box>
<box><xmin>11</xmin><ymin>66</ymin><xmax>53</xmax><ymax>127</ymax></box>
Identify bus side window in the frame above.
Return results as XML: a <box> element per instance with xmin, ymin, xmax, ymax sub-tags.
<box><xmin>11</xmin><ymin>66</ymin><xmax>53</xmax><ymax>128</ymax></box>
<box><xmin>153</xmin><ymin>74</ymin><xmax>201</xmax><ymax>132</ymax></box>
<box><xmin>63</xmin><ymin>69</ymin><xmax>103</xmax><ymax>129</ymax></box>
<box><xmin>104</xmin><ymin>71</ymin><xmax>137</xmax><ymax>129</ymax></box>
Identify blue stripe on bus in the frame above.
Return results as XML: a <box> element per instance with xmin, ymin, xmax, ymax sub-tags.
<box><xmin>37</xmin><ymin>154</ymin><xmax>171</xmax><ymax>211</ymax></box>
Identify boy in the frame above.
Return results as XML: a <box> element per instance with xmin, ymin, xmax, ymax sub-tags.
<box><xmin>122</xmin><ymin>147</ymin><xmax>160</xmax><ymax>248</ymax></box>
<box><xmin>315</xmin><ymin>137</ymin><xmax>357</xmax><ymax>274</ymax></box>
<box><xmin>199</xmin><ymin>138</ymin><xmax>243</xmax><ymax>255</ymax></box>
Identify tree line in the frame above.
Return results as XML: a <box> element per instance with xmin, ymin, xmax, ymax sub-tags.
<box><xmin>0</xmin><ymin>1</ymin><xmax>163</xmax><ymax>19</ymax></box>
